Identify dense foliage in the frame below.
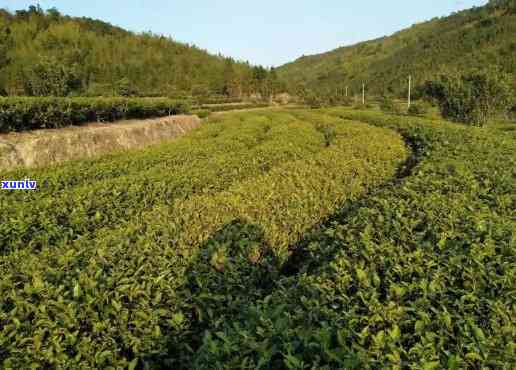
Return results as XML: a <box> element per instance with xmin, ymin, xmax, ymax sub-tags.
<box><xmin>298</xmin><ymin>88</ymin><xmax>354</xmax><ymax>109</ymax></box>
<box><xmin>167</xmin><ymin>109</ymin><xmax>515</xmax><ymax>369</ymax></box>
<box><xmin>0</xmin><ymin>110</ymin><xmax>409</xmax><ymax>368</ymax></box>
<box><xmin>423</xmin><ymin>69</ymin><xmax>513</xmax><ymax>126</ymax></box>
<box><xmin>195</xmin><ymin>102</ymin><xmax>270</xmax><ymax>113</ymax></box>
<box><xmin>0</xmin><ymin>97</ymin><xmax>190</xmax><ymax>132</ymax></box>
<box><xmin>379</xmin><ymin>97</ymin><xmax>403</xmax><ymax>115</ymax></box>
<box><xmin>0</xmin><ymin>0</ymin><xmax>513</xmax><ymax>367</ymax></box>
<box><xmin>278</xmin><ymin>0</ymin><xmax>516</xmax><ymax>97</ymax></box>
<box><xmin>0</xmin><ymin>6</ymin><xmax>284</xmax><ymax>98</ymax></box>
<box><xmin>0</xmin><ymin>107</ymin><xmax>514</xmax><ymax>368</ymax></box>
<box><xmin>510</xmin><ymin>104</ymin><xmax>516</xmax><ymax>121</ymax></box>
<box><xmin>407</xmin><ymin>101</ymin><xmax>430</xmax><ymax>116</ymax></box>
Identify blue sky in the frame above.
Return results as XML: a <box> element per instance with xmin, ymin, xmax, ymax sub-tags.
<box><xmin>1</xmin><ymin>0</ymin><xmax>488</xmax><ymax>67</ymax></box>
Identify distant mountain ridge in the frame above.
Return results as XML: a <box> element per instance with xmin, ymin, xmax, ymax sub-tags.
<box><xmin>278</xmin><ymin>0</ymin><xmax>516</xmax><ymax>96</ymax></box>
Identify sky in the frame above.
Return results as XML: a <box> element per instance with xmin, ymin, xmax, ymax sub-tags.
<box><xmin>1</xmin><ymin>0</ymin><xmax>489</xmax><ymax>67</ymax></box>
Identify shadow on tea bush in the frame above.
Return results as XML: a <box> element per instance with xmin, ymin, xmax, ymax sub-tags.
<box><xmin>144</xmin><ymin>220</ymin><xmax>281</xmax><ymax>367</ymax></box>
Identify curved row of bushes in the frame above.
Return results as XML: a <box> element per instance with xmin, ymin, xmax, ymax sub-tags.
<box><xmin>193</xmin><ymin>102</ymin><xmax>271</xmax><ymax>118</ymax></box>
<box><xmin>177</xmin><ymin>109</ymin><xmax>514</xmax><ymax>369</ymax></box>
<box><xmin>0</xmin><ymin>112</ymin><xmax>325</xmax><ymax>254</ymax></box>
<box><xmin>0</xmin><ymin>97</ymin><xmax>190</xmax><ymax>132</ymax></box>
<box><xmin>193</xmin><ymin>96</ymin><xmax>245</xmax><ymax>105</ymax></box>
<box><xmin>0</xmin><ymin>110</ymin><xmax>408</xmax><ymax>368</ymax></box>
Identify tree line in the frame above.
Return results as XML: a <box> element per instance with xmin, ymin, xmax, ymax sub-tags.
<box><xmin>0</xmin><ymin>6</ymin><xmax>285</xmax><ymax>99</ymax></box>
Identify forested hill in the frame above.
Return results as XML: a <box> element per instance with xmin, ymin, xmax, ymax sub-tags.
<box><xmin>277</xmin><ymin>0</ymin><xmax>516</xmax><ymax>96</ymax></box>
<box><xmin>0</xmin><ymin>6</ymin><xmax>281</xmax><ymax>98</ymax></box>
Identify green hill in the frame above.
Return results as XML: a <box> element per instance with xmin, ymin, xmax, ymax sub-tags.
<box><xmin>278</xmin><ymin>0</ymin><xmax>516</xmax><ymax>96</ymax></box>
<box><xmin>0</xmin><ymin>6</ymin><xmax>280</xmax><ymax>98</ymax></box>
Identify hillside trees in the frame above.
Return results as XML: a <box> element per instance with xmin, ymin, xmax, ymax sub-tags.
<box><xmin>222</xmin><ymin>58</ymin><xmax>242</xmax><ymax>98</ymax></box>
<box><xmin>25</xmin><ymin>56</ymin><xmax>79</xmax><ymax>96</ymax></box>
<box><xmin>0</xmin><ymin>19</ymin><xmax>11</xmax><ymax>95</ymax></box>
<box><xmin>0</xmin><ymin>20</ymin><xmax>11</xmax><ymax>68</ymax></box>
<box><xmin>424</xmin><ymin>69</ymin><xmax>512</xmax><ymax>126</ymax></box>
<box><xmin>277</xmin><ymin>0</ymin><xmax>516</xmax><ymax>97</ymax></box>
<box><xmin>0</xmin><ymin>7</ymin><xmax>278</xmax><ymax>99</ymax></box>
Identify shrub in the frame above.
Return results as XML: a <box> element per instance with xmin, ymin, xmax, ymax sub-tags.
<box><xmin>0</xmin><ymin>110</ymin><xmax>408</xmax><ymax>368</ymax></box>
<box><xmin>379</xmin><ymin>96</ymin><xmax>402</xmax><ymax>114</ymax></box>
<box><xmin>304</xmin><ymin>92</ymin><xmax>325</xmax><ymax>109</ymax></box>
<box><xmin>24</xmin><ymin>56</ymin><xmax>81</xmax><ymax>97</ymax></box>
<box><xmin>353</xmin><ymin>102</ymin><xmax>374</xmax><ymax>110</ymax></box>
<box><xmin>324</xmin><ymin>92</ymin><xmax>353</xmax><ymax>107</ymax></box>
<box><xmin>201</xmin><ymin>103</ymin><xmax>269</xmax><ymax>112</ymax></box>
<box><xmin>195</xmin><ymin>109</ymin><xmax>211</xmax><ymax>119</ymax></box>
<box><xmin>407</xmin><ymin>101</ymin><xmax>430</xmax><ymax>116</ymax></box>
<box><xmin>331</xmin><ymin>95</ymin><xmax>353</xmax><ymax>107</ymax></box>
<box><xmin>322</xmin><ymin>125</ymin><xmax>336</xmax><ymax>146</ymax></box>
<box><xmin>115</xmin><ymin>77</ymin><xmax>138</xmax><ymax>97</ymax></box>
<box><xmin>423</xmin><ymin>69</ymin><xmax>512</xmax><ymax>126</ymax></box>
<box><xmin>509</xmin><ymin>104</ymin><xmax>516</xmax><ymax>122</ymax></box>
<box><xmin>303</xmin><ymin>91</ymin><xmax>353</xmax><ymax>108</ymax></box>
<box><xmin>315</xmin><ymin>122</ymin><xmax>337</xmax><ymax>146</ymax></box>
<box><xmin>0</xmin><ymin>97</ymin><xmax>190</xmax><ymax>132</ymax></box>
<box><xmin>340</xmin><ymin>97</ymin><xmax>354</xmax><ymax>106</ymax></box>
<box><xmin>195</xmin><ymin>96</ymin><xmax>243</xmax><ymax>105</ymax></box>
<box><xmin>83</xmin><ymin>82</ymin><xmax>113</xmax><ymax>96</ymax></box>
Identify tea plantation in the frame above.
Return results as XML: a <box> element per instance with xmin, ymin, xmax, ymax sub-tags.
<box><xmin>0</xmin><ymin>109</ymin><xmax>514</xmax><ymax>369</ymax></box>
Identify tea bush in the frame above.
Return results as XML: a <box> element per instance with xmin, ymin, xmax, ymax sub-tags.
<box><xmin>148</xmin><ymin>109</ymin><xmax>515</xmax><ymax>369</ymax></box>
<box><xmin>407</xmin><ymin>101</ymin><xmax>430</xmax><ymax>116</ymax></box>
<box><xmin>194</xmin><ymin>109</ymin><xmax>211</xmax><ymax>119</ymax></box>
<box><xmin>196</xmin><ymin>102</ymin><xmax>270</xmax><ymax>113</ymax></box>
<box><xmin>0</xmin><ymin>109</ymin><xmax>407</xmax><ymax>368</ymax></box>
<box><xmin>0</xmin><ymin>112</ymin><xmax>325</xmax><ymax>254</ymax></box>
<box><xmin>1</xmin><ymin>108</ymin><xmax>514</xmax><ymax>369</ymax></box>
<box><xmin>0</xmin><ymin>97</ymin><xmax>190</xmax><ymax>132</ymax></box>
<box><xmin>151</xmin><ymin>109</ymin><xmax>515</xmax><ymax>369</ymax></box>
<box><xmin>195</xmin><ymin>97</ymin><xmax>244</xmax><ymax>105</ymax></box>
<box><xmin>379</xmin><ymin>96</ymin><xmax>402</xmax><ymax>114</ymax></box>
<box><xmin>191</xmin><ymin>102</ymin><xmax>270</xmax><ymax>119</ymax></box>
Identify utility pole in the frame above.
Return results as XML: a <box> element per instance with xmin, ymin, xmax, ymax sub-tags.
<box><xmin>362</xmin><ymin>83</ymin><xmax>365</xmax><ymax>105</ymax></box>
<box><xmin>408</xmin><ymin>75</ymin><xmax>412</xmax><ymax>109</ymax></box>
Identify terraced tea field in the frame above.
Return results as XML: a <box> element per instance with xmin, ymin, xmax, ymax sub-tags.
<box><xmin>0</xmin><ymin>109</ymin><xmax>514</xmax><ymax>369</ymax></box>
